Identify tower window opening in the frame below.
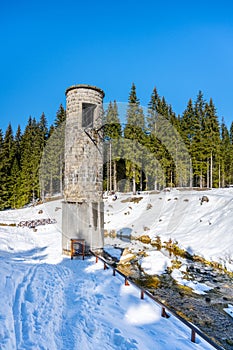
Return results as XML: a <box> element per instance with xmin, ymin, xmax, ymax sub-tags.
<box><xmin>82</xmin><ymin>103</ymin><xmax>96</xmax><ymax>128</ymax></box>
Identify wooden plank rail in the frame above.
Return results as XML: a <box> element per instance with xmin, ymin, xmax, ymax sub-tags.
<box><xmin>89</xmin><ymin>250</ymin><xmax>224</xmax><ymax>350</ymax></box>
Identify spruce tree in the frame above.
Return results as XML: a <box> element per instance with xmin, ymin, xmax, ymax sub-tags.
<box><xmin>146</xmin><ymin>88</ymin><xmax>168</xmax><ymax>189</ymax></box>
<box><xmin>38</xmin><ymin>112</ymin><xmax>49</xmax><ymax>145</ymax></box>
<box><xmin>180</xmin><ymin>99</ymin><xmax>195</xmax><ymax>148</ymax></box>
<box><xmin>124</xmin><ymin>83</ymin><xmax>145</xmax><ymax>194</ymax></box>
<box><xmin>220</xmin><ymin>118</ymin><xmax>231</xmax><ymax>186</ymax></box>
<box><xmin>18</xmin><ymin>117</ymin><xmax>43</xmax><ymax>206</ymax></box>
<box><xmin>54</xmin><ymin>104</ymin><xmax>66</xmax><ymax>128</ymax></box>
<box><xmin>104</xmin><ymin>101</ymin><xmax>122</xmax><ymax>192</ymax></box>
<box><xmin>202</xmin><ymin>99</ymin><xmax>221</xmax><ymax>187</ymax></box>
<box><xmin>191</xmin><ymin>92</ymin><xmax>206</xmax><ymax>187</ymax></box>
<box><xmin>230</xmin><ymin>122</ymin><xmax>233</xmax><ymax>144</ymax></box>
<box><xmin>0</xmin><ymin>129</ymin><xmax>4</xmax><ymax>208</ymax></box>
<box><xmin>39</xmin><ymin>106</ymin><xmax>66</xmax><ymax>198</ymax></box>
<box><xmin>0</xmin><ymin>124</ymin><xmax>15</xmax><ymax>208</ymax></box>
<box><xmin>229</xmin><ymin>121</ymin><xmax>233</xmax><ymax>183</ymax></box>
<box><xmin>9</xmin><ymin>126</ymin><xmax>22</xmax><ymax>208</ymax></box>
<box><xmin>147</xmin><ymin>87</ymin><xmax>159</xmax><ymax>131</ymax></box>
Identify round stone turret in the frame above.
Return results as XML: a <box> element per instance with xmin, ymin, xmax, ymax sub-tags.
<box><xmin>64</xmin><ymin>84</ymin><xmax>104</xmax><ymax>203</ymax></box>
<box><xmin>62</xmin><ymin>84</ymin><xmax>105</xmax><ymax>253</ymax></box>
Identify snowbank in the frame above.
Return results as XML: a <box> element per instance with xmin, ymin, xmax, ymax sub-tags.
<box><xmin>104</xmin><ymin>189</ymin><xmax>233</xmax><ymax>271</ymax></box>
<box><xmin>0</xmin><ymin>201</ymin><xmax>215</xmax><ymax>350</ymax></box>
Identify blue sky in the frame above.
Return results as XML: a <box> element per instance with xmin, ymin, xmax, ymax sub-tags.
<box><xmin>1</xmin><ymin>0</ymin><xmax>233</xmax><ymax>133</ymax></box>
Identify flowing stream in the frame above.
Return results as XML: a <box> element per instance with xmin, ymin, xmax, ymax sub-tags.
<box><xmin>104</xmin><ymin>236</ymin><xmax>233</xmax><ymax>350</ymax></box>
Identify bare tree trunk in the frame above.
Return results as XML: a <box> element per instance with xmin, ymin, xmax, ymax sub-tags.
<box><xmin>113</xmin><ymin>160</ymin><xmax>117</xmax><ymax>192</ymax></box>
<box><xmin>60</xmin><ymin>154</ymin><xmax>63</xmax><ymax>196</ymax></box>
<box><xmin>190</xmin><ymin>158</ymin><xmax>193</xmax><ymax>188</ymax></box>
<box><xmin>40</xmin><ymin>179</ymin><xmax>45</xmax><ymax>201</ymax></box>
<box><xmin>133</xmin><ymin>169</ymin><xmax>136</xmax><ymax>195</ymax></box>
<box><xmin>50</xmin><ymin>173</ymin><xmax>53</xmax><ymax>197</ymax></box>
<box><xmin>140</xmin><ymin>169</ymin><xmax>143</xmax><ymax>192</ymax></box>
<box><xmin>109</xmin><ymin>141</ymin><xmax>112</xmax><ymax>192</ymax></box>
<box><xmin>145</xmin><ymin>174</ymin><xmax>148</xmax><ymax>191</ymax></box>
<box><xmin>210</xmin><ymin>152</ymin><xmax>213</xmax><ymax>188</ymax></box>
<box><xmin>200</xmin><ymin>166</ymin><xmax>203</xmax><ymax>188</ymax></box>
<box><xmin>107</xmin><ymin>153</ymin><xmax>109</xmax><ymax>193</ymax></box>
<box><xmin>219</xmin><ymin>162</ymin><xmax>221</xmax><ymax>188</ymax></box>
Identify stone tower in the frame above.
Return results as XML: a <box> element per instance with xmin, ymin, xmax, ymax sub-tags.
<box><xmin>62</xmin><ymin>84</ymin><xmax>105</xmax><ymax>253</ymax></box>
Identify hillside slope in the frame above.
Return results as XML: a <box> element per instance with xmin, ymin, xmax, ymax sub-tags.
<box><xmin>104</xmin><ymin>188</ymin><xmax>233</xmax><ymax>271</ymax></box>
<box><xmin>0</xmin><ymin>200</ymin><xmax>216</xmax><ymax>350</ymax></box>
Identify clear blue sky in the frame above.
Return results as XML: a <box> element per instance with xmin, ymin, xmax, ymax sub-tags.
<box><xmin>1</xmin><ymin>0</ymin><xmax>233</xmax><ymax>134</ymax></box>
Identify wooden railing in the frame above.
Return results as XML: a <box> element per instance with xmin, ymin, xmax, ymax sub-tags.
<box><xmin>89</xmin><ymin>250</ymin><xmax>224</xmax><ymax>350</ymax></box>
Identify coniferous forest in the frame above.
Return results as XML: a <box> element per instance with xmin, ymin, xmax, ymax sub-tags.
<box><xmin>1</xmin><ymin>84</ymin><xmax>233</xmax><ymax>210</ymax></box>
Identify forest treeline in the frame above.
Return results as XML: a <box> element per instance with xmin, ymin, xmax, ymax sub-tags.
<box><xmin>0</xmin><ymin>105</ymin><xmax>66</xmax><ymax>209</ymax></box>
<box><xmin>1</xmin><ymin>84</ymin><xmax>233</xmax><ymax>210</ymax></box>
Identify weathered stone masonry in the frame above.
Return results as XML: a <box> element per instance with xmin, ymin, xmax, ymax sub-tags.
<box><xmin>62</xmin><ymin>84</ymin><xmax>105</xmax><ymax>253</ymax></box>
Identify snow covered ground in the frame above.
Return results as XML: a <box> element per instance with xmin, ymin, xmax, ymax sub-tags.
<box><xmin>104</xmin><ymin>188</ymin><xmax>233</xmax><ymax>272</ymax></box>
<box><xmin>0</xmin><ymin>194</ymin><xmax>220</xmax><ymax>350</ymax></box>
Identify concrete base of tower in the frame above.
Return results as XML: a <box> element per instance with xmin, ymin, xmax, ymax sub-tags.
<box><xmin>62</xmin><ymin>201</ymin><xmax>104</xmax><ymax>254</ymax></box>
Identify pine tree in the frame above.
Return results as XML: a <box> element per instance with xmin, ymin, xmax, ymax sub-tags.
<box><xmin>230</xmin><ymin>122</ymin><xmax>233</xmax><ymax>144</ymax></box>
<box><xmin>124</xmin><ymin>83</ymin><xmax>145</xmax><ymax>194</ymax></box>
<box><xmin>202</xmin><ymin>99</ymin><xmax>221</xmax><ymax>187</ymax></box>
<box><xmin>39</xmin><ymin>106</ymin><xmax>66</xmax><ymax>198</ymax></box>
<box><xmin>229</xmin><ymin>121</ymin><xmax>233</xmax><ymax>183</ymax></box>
<box><xmin>190</xmin><ymin>91</ymin><xmax>206</xmax><ymax>187</ymax></box>
<box><xmin>9</xmin><ymin>157</ymin><xmax>21</xmax><ymax>208</ymax></box>
<box><xmin>153</xmin><ymin>94</ymin><xmax>181</xmax><ymax>187</ymax></box>
<box><xmin>180</xmin><ymin>99</ymin><xmax>196</xmax><ymax>187</ymax></box>
<box><xmin>18</xmin><ymin>117</ymin><xmax>41</xmax><ymax>206</ymax></box>
<box><xmin>48</xmin><ymin>124</ymin><xmax>55</xmax><ymax>138</ymax></box>
<box><xmin>104</xmin><ymin>101</ymin><xmax>122</xmax><ymax>192</ymax></box>
<box><xmin>9</xmin><ymin>126</ymin><xmax>22</xmax><ymax>208</ymax></box>
<box><xmin>0</xmin><ymin>129</ymin><xmax>4</xmax><ymax>208</ymax></box>
<box><xmin>146</xmin><ymin>88</ymin><xmax>168</xmax><ymax>189</ymax></box>
<box><xmin>180</xmin><ymin>99</ymin><xmax>195</xmax><ymax>147</ymax></box>
<box><xmin>104</xmin><ymin>101</ymin><xmax>121</xmax><ymax>139</ymax></box>
<box><xmin>54</xmin><ymin>104</ymin><xmax>66</xmax><ymax>128</ymax></box>
<box><xmin>38</xmin><ymin>112</ymin><xmax>49</xmax><ymax>145</ymax></box>
<box><xmin>220</xmin><ymin>118</ymin><xmax>231</xmax><ymax>186</ymax></box>
<box><xmin>0</xmin><ymin>124</ymin><xmax>15</xmax><ymax>208</ymax></box>
<box><xmin>147</xmin><ymin>87</ymin><xmax>159</xmax><ymax>131</ymax></box>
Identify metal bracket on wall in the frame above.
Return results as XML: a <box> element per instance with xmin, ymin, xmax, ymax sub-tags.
<box><xmin>84</xmin><ymin>128</ymin><xmax>102</xmax><ymax>155</ymax></box>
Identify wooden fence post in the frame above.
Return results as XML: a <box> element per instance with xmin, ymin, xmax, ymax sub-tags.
<box><xmin>191</xmin><ymin>329</ymin><xmax>196</xmax><ymax>343</ymax></box>
<box><xmin>71</xmin><ymin>240</ymin><xmax>74</xmax><ymax>260</ymax></box>
<box><xmin>125</xmin><ymin>277</ymin><xmax>130</xmax><ymax>286</ymax></box>
<box><xmin>161</xmin><ymin>307</ymin><xmax>169</xmax><ymax>318</ymax></box>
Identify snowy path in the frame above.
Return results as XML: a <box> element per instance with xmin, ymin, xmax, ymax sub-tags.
<box><xmin>1</xmin><ymin>253</ymin><xmax>216</xmax><ymax>350</ymax></box>
<box><xmin>0</xmin><ymin>199</ymin><xmax>221</xmax><ymax>350</ymax></box>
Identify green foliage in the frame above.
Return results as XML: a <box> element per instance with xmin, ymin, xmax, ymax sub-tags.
<box><xmin>39</xmin><ymin>106</ymin><xmax>66</xmax><ymax>199</ymax></box>
<box><xmin>0</xmin><ymin>105</ymin><xmax>66</xmax><ymax>209</ymax></box>
<box><xmin>0</xmin><ymin>124</ymin><xmax>15</xmax><ymax>208</ymax></box>
<box><xmin>103</xmin><ymin>101</ymin><xmax>122</xmax><ymax>192</ymax></box>
<box><xmin>123</xmin><ymin>83</ymin><xmax>146</xmax><ymax>194</ymax></box>
<box><xmin>0</xmin><ymin>83</ymin><xmax>232</xmax><ymax>210</ymax></box>
<box><xmin>221</xmin><ymin>118</ymin><xmax>232</xmax><ymax>186</ymax></box>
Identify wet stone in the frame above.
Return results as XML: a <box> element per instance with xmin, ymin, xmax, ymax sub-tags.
<box><xmin>104</xmin><ymin>236</ymin><xmax>233</xmax><ymax>350</ymax></box>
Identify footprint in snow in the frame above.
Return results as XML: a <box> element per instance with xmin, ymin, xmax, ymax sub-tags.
<box><xmin>112</xmin><ymin>328</ymin><xmax>138</xmax><ymax>349</ymax></box>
